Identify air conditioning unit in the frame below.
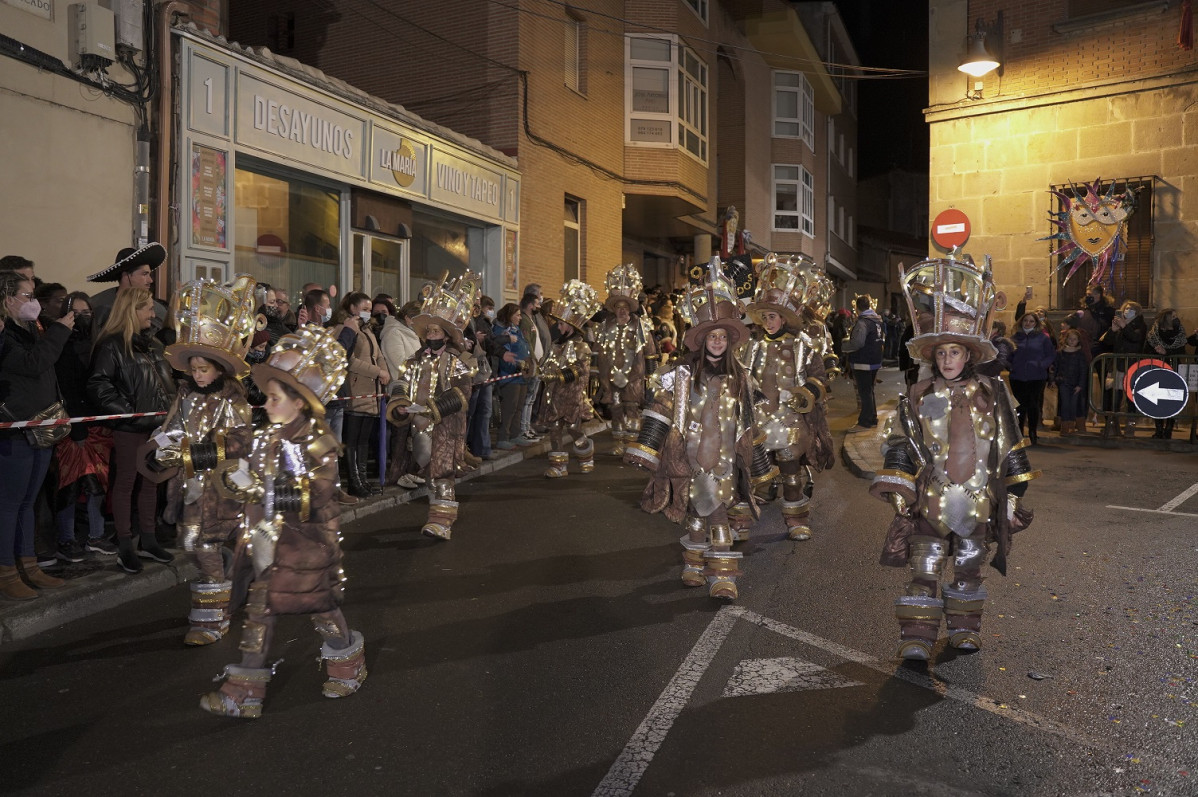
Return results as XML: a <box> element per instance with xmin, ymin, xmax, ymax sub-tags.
<box><xmin>69</xmin><ymin>2</ymin><xmax>116</xmax><ymax>71</ymax></box>
<box><xmin>112</xmin><ymin>0</ymin><xmax>144</xmax><ymax>52</ymax></box>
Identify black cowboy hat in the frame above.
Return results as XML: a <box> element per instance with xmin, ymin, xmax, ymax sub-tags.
<box><xmin>86</xmin><ymin>242</ymin><xmax>167</xmax><ymax>283</ymax></box>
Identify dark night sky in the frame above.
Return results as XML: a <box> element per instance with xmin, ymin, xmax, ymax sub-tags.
<box><xmin>832</xmin><ymin>1</ymin><xmax>930</xmax><ymax>179</ymax></box>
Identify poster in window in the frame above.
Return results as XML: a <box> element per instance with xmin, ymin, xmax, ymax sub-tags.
<box><xmin>505</xmin><ymin>229</ymin><xmax>518</xmax><ymax>295</ymax></box>
<box><xmin>192</xmin><ymin>144</ymin><xmax>227</xmax><ymax>248</ymax></box>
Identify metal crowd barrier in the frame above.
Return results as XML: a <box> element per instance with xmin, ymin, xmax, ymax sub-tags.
<box><xmin>1087</xmin><ymin>353</ymin><xmax>1198</xmax><ymax>442</ymax></box>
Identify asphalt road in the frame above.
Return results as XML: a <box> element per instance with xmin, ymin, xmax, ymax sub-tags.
<box><xmin>1</xmin><ymin>377</ymin><xmax>1194</xmax><ymax>797</ymax></box>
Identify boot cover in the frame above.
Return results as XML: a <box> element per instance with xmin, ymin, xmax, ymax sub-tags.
<box><xmin>544</xmin><ymin>451</ymin><xmax>569</xmax><ymax>479</ymax></box>
<box><xmin>0</xmin><ymin>565</ymin><xmax>38</xmax><ymax>601</ymax></box>
<box><xmin>574</xmin><ymin>437</ymin><xmax>595</xmax><ymax>474</ymax></box>
<box><xmin>704</xmin><ymin>550</ymin><xmax>743</xmax><ymax>600</ymax></box>
<box><xmin>679</xmin><ymin>535</ymin><xmax>709</xmax><ymax>587</ymax></box>
<box><xmin>727</xmin><ymin>503</ymin><xmax>753</xmax><ymax>543</ymax></box>
<box><xmin>421</xmin><ymin>499</ymin><xmax>459</xmax><ymax>541</ymax></box>
<box><xmin>200</xmin><ymin>664</ymin><xmax>271</xmax><ymax>719</ymax></box>
<box><xmin>895</xmin><ymin>596</ymin><xmax>944</xmax><ymax>660</ymax></box>
<box><xmin>943</xmin><ymin>586</ymin><xmax>986</xmax><ymax>651</ymax></box>
<box><xmin>320</xmin><ymin>630</ymin><xmax>367</xmax><ymax>698</ymax></box>
<box><xmin>185</xmin><ymin>580</ymin><xmax>233</xmax><ymax>646</ymax></box>
<box><xmin>610</xmin><ymin>431</ymin><xmax>628</xmax><ymax>457</ymax></box>
<box><xmin>781</xmin><ymin>500</ymin><xmax>812</xmax><ymax>541</ymax></box>
<box><xmin>18</xmin><ymin>558</ymin><xmax>64</xmax><ymax>589</ymax></box>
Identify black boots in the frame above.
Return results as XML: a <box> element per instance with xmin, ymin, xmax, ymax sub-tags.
<box><xmin>344</xmin><ymin>445</ymin><xmax>381</xmax><ymax>497</ymax></box>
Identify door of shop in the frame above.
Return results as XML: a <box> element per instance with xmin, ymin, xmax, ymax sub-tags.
<box><xmin>352</xmin><ymin>232</ymin><xmax>409</xmax><ymax>304</ymax></box>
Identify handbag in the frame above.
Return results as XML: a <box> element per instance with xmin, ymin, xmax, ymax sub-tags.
<box><xmin>0</xmin><ymin>400</ymin><xmax>72</xmax><ymax>449</ymax></box>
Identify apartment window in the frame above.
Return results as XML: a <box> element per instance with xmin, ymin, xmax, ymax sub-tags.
<box><xmin>627</xmin><ymin>35</ymin><xmax>708</xmax><ymax>163</ymax></box>
<box><xmin>801</xmin><ymin>168</ymin><xmax>814</xmax><ymax>237</ymax></box>
<box><xmin>772</xmin><ymin>71</ymin><xmax>814</xmax><ymax>149</ymax></box>
<box><xmin>774</xmin><ymin>165</ymin><xmax>814</xmax><ymax>237</ymax></box>
<box><xmin>564</xmin><ymin>196</ymin><xmax>582</xmax><ymax>282</ymax></box>
<box><xmin>267</xmin><ymin>12</ymin><xmax>295</xmax><ymax>53</ymax></box>
<box><xmin>683</xmin><ymin>0</ymin><xmax>707</xmax><ymax>24</ymax></box>
<box><xmin>565</xmin><ymin>14</ymin><xmax>587</xmax><ymax>94</ymax></box>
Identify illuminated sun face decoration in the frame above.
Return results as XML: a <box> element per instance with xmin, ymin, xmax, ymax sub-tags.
<box><xmin>1044</xmin><ymin>178</ymin><xmax>1137</xmax><ymax>287</ymax></box>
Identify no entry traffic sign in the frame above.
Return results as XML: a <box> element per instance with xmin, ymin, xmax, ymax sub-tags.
<box><xmin>1124</xmin><ymin>357</ymin><xmax>1170</xmax><ymax>402</ymax></box>
<box><xmin>931</xmin><ymin>209</ymin><xmax>971</xmax><ymax>250</ymax></box>
<box><xmin>1130</xmin><ymin>366</ymin><xmax>1190</xmax><ymax>419</ymax></box>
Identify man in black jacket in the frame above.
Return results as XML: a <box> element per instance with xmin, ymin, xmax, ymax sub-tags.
<box><xmin>842</xmin><ymin>295</ymin><xmax>884</xmax><ymax>431</ymax></box>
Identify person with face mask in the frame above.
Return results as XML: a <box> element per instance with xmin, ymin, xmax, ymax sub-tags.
<box><xmin>0</xmin><ymin>270</ymin><xmax>75</xmax><ymax>599</ymax></box>
<box><xmin>464</xmin><ymin>294</ymin><xmax>500</xmax><ymax>464</ymax></box>
<box><xmin>1009</xmin><ymin>313</ymin><xmax>1056</xmax><ymax>445</ymax></box>
<box><xmin>258</xmin><ymin>287</ymin><xmax>292</xmax><ymax>346</ymax></box>
<box><xmin>386</xmin><ymin>274</ymin><xmax>478</xmax><ymax>540</ymax></box>
<box><xmin>1147</xmin><ymin>308</ymin><xmax>1187</xmax><ymax>438</ymax></box>
<box><xmin>331</xmin><ymin>292</ymin><xmax>391</xmax><ymax>497</ymax></box>
<box><xmin>1101</xmin><ymin>300</ymin><xmax>1148</xmax><ymax>436</ymax></box>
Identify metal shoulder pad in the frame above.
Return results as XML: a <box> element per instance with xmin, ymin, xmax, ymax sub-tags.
<box><xmin>307</xmin><ymin>420</ymin><xmax>341</xmax><ymax>462</ymax></box>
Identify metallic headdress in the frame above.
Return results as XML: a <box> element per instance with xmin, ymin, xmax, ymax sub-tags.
<box><xmin>165</xmin><ymin>274</ymin><xmax>261</xmax><ymax>378</ymax></box>
<box><xmin>603</xmin><ymin>263</ymin><xmax>644</xmax><ymax>313</ymax></box>
<box><xmin>411</xmin><ymin>270</ymin><xmax>481</xmax><ymax>348</ymax></box>
<box><xmin>250</xmin><ymin>326</ymin><xmax>348</xmax><ymax>417</ymax></box>
<box><xmin>549</xmin><ymin>279</ymin><xmax>602</xmax><ymax>332</ymax></box>
<box><xmin>746</xmin><ymin>253</ymin><xmax>818</xmax><ymax>329</ymax></box>
<box><xmin>900</xmin><ymin>253</ymin><xmax>1004</xmax><ymax>365</ymax></box>
<box><xmin>679</xmin><ymin>256</ymin><xmax>749</xmax><ymax>351</ymax></box>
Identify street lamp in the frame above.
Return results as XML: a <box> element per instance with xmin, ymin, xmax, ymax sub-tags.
<box><xmin>958</xmin><ymin>13</ymin><xmax>1003</xmax><ymax>78</ymax></box>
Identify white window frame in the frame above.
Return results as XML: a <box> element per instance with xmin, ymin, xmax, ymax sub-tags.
<box><xmin>565</xmin><ymin>17</ymin><xmax>581</xmax><ymax>93</ymax></box>
<box><xmin>625</xmin><ymin>34</ymin><xmax>708</xmax><ymax>164</ymax></box>
<box><xmin>772</xmin><ymin>164</ymin><xmax>814</xmax><ymax>236</ymax></box>
<box><xmin>564</xmin><ymin>195</ymin><xmax>582</xmax><ymax>282</ymax></box>
<box><xmin>801</xmin><ymin>167</ymin><xmax>814</xmax><ymax>237</ymax></box>
<box><xmin>682</xmin><ymin>0</ymin><xmax>707</xmax><ymax>25</ymax></box>
<box><xmin>773</xmin><ymin>70</ymin><xmax>814</xmax><ymax>149</ymax></box>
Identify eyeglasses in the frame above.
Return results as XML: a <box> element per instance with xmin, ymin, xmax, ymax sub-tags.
<box><xmin>16</xmin><ymin>292</ymin><xmax>34</xmax><ymax>300</ymax></box>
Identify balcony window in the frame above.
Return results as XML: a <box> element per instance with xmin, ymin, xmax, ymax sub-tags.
<box><xmin>774</xmin><ymin>165</ymin><xmax>814</xmax><ymax>237</ymax></box>
<box><xmin>626</xmin><ymin>35</ymin><xmax>708</xmax><ymax>163</ymax></box>
<box><xmin>773</xmin><ymin>71</ymin><xmax>814</xmax><ymax>149</ymax></box>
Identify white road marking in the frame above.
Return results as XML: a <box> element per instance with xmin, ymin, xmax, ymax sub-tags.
<box><xmin>595</xmin><ymin>605</ymin><xmax>1144</xmax><ymax>796</ymax></box>
<box><xmin>1157</xmin><ymin>481</ymin><xmax>1198</xmax><ymax>512</ymax></box>
<box><xmin>721</xmin><ymin>657</ymin><xmax>862</xmax><ymax>697</ymax></box>
<box><xmin>1107</xmin><ymin>482</ymin><xmax>1198</xmax><ymax>517</ymax></box>
<box><xmin>1107</xmin><ymin>506</ymin><xmax>1198</xmax><ymax>518</ymax></box>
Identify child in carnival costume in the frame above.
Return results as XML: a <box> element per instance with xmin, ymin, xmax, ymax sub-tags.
<box><xmin>869</xmin><ymin>254</ymin><xmax>1039</xmax><ymax>660</ymax></box>
<box><xmin>385</xmin><ymin>272</ymin><xmax>478</xmax><ymax>540</ymax></box>
<box><xmin>743</xmin><ymin>254</ymin><xmax>835</xmax><ymax>541</ymax></box>
<box><xmin>625</xmin><ymin>257</ymin><xmax>774</xmax><ymax>600</ymax></box>
<box><xmin>200</xmin><ymin>326</ymin><xmax>366</xmax><ymax>718</ymax></box>
<box><xmin>538</xmin><ymin>279</ymin><xmax>601</xmax><ymax>478</ymax></box>
<box><xmin>139</xmin><ymin>275</ymin><xmax>258</xmax><ymax>646</ymax></box>
<box><xmin>595</xmin><ymin>264</ymin><xmax>659</xmax><ymax>456</ymax></box>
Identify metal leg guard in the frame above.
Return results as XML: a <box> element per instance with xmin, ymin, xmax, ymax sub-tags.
<box><xmin>780</xmin><ymin>499</ymin><xmax>812</xmax><ymax>541</ymax></box>
<box><xmin>679</xmin><ymin>534</ymin><xmax>709</xmax><ymax>587</ymax></box>
<box><xmin>544</xmin><ymin>451</ymin><xmax>569</xmax><ymax>478</ymax></box>
<box><xmin>704</xmin><ymin>550</ymin><xmax>743</xmax><ymax>600</ymax></box>
<box><xmin>727</xmin><ymin>502</ymin><xmax>753</xmax><ymax>542</ymax></box>
<box><xmin>422</xmin><ymin>498</ymin><xmax>459</xmax><ymax>540</ymax></box>
<box><xmin>895</xmin><ymin>596</ymin><xmax>944</xmax><ymax>660</ymax></box>
<box><xmin>184</xmin><ymin>580</ymin><xmax>233</xmax><ymax>646</ymax></box>
<box><xmin>943</xmin><ymin>584</ymin><xmax>987</xmax><ymax>651</ymax></box>
<box><xmin>573</xmin><ymin>435</ymin><xmax>595</xmax><ymax>473</ymax></box>
<box><xmin>319</xmin><ymin>630</ymin><xmax>367</xmax><ymax>698</ymax></box>
<box><xmin>199</xmin><ymin>664</ymin><xmax>271</xmax><ymax>719</ymax></box>
<box><xmin>179</xmin><ymin>522</ymin><xmax>202</xmax><ymax>552</ymax></box>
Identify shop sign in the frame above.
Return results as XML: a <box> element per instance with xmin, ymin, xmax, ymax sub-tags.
<box><xmin>235</xmin><ymin>74</ymin><xmax>367</xmax><ymax>179</ymax></box>
<box><xmin>369</xmin><ymin>126</ymin><xmax>428</xmax><ymax>195</ymax></box>
<box><xmin>429</xmin><ymin>149</ymin><xmax>504</xmax><ymax>222</ymax></box>
<box><xmin>4</xmin><ymin>0</ymin><xmax>52</xmax><ymax>19</ymax></box>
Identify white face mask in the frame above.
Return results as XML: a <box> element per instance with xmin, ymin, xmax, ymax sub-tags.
<box><xmin>1022</xmin><ymin>322</ymin><xmax>1035</xmax><ymax>331</ymax></box>
<box><xmin>359</xmin><ymin>310</ymin><xmax>371</xmax><ymax>322</ymax></box>
<box><xmin>323</xmin><ymin>307</ymin><xmax>333</xmax><ymax>323</ymax></box>
<box><xmin>484</xmin><ymin>309</ymin><xmax>496</xmax><ymax>321</ymax></box>
<box><xmin>1124</xmin><ymin>309</ymin><xmax>1136</xmax><ymax>320</ymax></box>
<box><xmin>17</xmin><ymin>298</ymin><xmax>41</xmax><ymax>321</ymax></box>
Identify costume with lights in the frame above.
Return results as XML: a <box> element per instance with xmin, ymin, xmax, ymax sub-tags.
<box><xmin>385</xmin><ymin>273</ymin><xmax>478</xmax><ymax>540</ymax></box>
<box><xmin>538</xmin><ymin>279</ymin><xmax>600</xmax><ymax>478</ymax></box>
<box><xmin>743</xmin><ymin>255</ymin><xmax>835</xmax><ymax>541</ymax></box>
<box><xmin>869</xmin><ymin>255</ymin><xmax>1039</xmax><ymax>660</ymax></box>
<box><xmin>201</xmin><ymin>326</ymin><xmax>366</xmax><ymax>718</ymax></box>
<box><xmin>139</xmin><ymin>275</ymin><xmax>258</xmax><ymax>646</ymax></box>
<box><xmin>625</xmin><ymin>258</ymin><xmax>771</xmax><ymax>600</ymax></box>
<box><xmin>595</xmin><ymin>264</ymin><xmax>658</xmax><ymax>456</ymax></box>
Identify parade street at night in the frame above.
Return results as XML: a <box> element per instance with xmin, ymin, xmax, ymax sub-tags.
<box><xmin>1</xmin><ymin>371</ymin><xmax>1193</xmax><ymax>797</ymax></box>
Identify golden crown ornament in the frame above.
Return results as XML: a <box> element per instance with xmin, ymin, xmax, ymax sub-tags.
<box><xmin>679</xmin><ymin>256</ymin><xmax>749</xmax><ymax>351</ymax></box>
<box><xmin>603</xmin><ymin>263</ymin><xmax>644</xmax><ymax>313</ymax></box>
<box><xmin>166</xmin><ymin>273</ymin><xmax>263</xmax><ymax>379</ymax></box>
<box><xmin>747</xmin><ymin>253</ymin><xmax>821</xmax><ymax>329</ymax></box>
<box><xmin>250</xmin><ymin>326</ymin><xmax>348</xmax><ymax>417</ymax></box>
<box><xmin>549</xmin><ymin>279</ymin><xmax>602</xmax><ymax>332</ymax></box>
<box><xmin>900</xmin><ymin>252</ymin><xmax>1005</xmax><ymax>365</ymax></box>
<box><xmin>412</xmin><ymin>269</ymin><xmax>481</xmax><ymax>348</ymax></box>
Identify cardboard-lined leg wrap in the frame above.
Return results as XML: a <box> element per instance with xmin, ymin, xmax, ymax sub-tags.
<box><xmin>943</xmin><ymin>585</ymin><xmax>987</xmax><ymax>650</ymax></box>
<box><xmin>572</xmin><ymin>434</ymin><xmax>595</xmax><ymax>473</ymax></box>
<box><xmin>727</xmin><ymin>502</ymin><xmax>753</xmax><ymax>542</ymax></box>
<box><xmin>544</xmin><ymin>451</ymin><xmax>569</xmax><ymax>479</ymax></box>
<box><xmin>422</xmin><ymin>492</ymin><xmax>459</xmax><ymax>541</ymax></box>
<box><xmin>185</xmin><ymin>579</ymin><xmax>232</xmax><ymax>646</ymax></box>
<box><xmin>780</xmin><ymin>499</ymin><xmax>812</xmax><ymax>541</ymax></box>
<box><xmin>200</xmin><ymin>665</ymin><xmax>271</xmax><ymax>719</ymax></box>
<box><xmin>320</xmin><ymin>629</ymin><xmax>367</xmax><ymax>698</ymax></box>
<box><xmin>704</xmin><ymin>550</ymin><xmax>743</xmax><ymax>600</ymax></box>
<box><xmin>680</xmin><ymin>532</ymin><xmax>709</xmax><ymax>587</ymax></box>
<box><xmin>895</xmin><ymin>596</ymin><xmax>944</xmax><ymax>660</ymax></box>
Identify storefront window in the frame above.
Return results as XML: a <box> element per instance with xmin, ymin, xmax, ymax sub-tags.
<box><xmin>410</xmin><ymin>211</ymin><xmax>472</xmax><ymax>299</ymax></box>
<box><xmin>234</xmin><ymin>164</ymin><xmax>341</xmax><ymax>304</ymax></box>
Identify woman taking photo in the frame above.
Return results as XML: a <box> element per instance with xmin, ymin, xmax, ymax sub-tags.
<box><xmin>0</xmin><ymin>270</ymin><xmax>74</xmax><ymax>600</ymax></box>
<box><xmin>332</xmin><ymin>292</ymin><xmax>390</xmax><ymax>497</ymax></box>
<box><xmin>87</xmin><ymin>287</ymin><xmax>177</xmax><ymax>573</ymax></box>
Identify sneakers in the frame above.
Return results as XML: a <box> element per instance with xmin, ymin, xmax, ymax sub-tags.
<box><xmin>86</xmin><ymin>538</ymin><xmax>119</xmax><ymax>556</ymax></box>
<box><xmin>117</xmin><ymin>539</ymin><xmax>143</xmax><ymax>574</ymax></box>
<box><xmin>516</xmin><ymin>433</ymin><xmax>540</xmax><ymax>446</ymax></box>
<box><xmin>56</xmin><ymin>539</ymin><xmax>86</xmax><ymax>564</ymax></box>
<box><xmin>138</xmin><ymin>535</ymin><xmax>175</xmax><ymax>564</ymax></box>
<box><xmin>495</xmin><ymin>440</ymin><xmax>516</xmax><ymax>450</ymax></box>
<box><xmin>396</xmin><ymin>475</ymin><xmax>422</xmax><ymax>490</ymax></box>
<box><xmin>36</xmin><ymin>554</ymin><xmax>59</xmax><ymax>570</ymax></box>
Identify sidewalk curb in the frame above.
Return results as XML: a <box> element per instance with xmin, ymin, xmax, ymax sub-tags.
<box><xmin>838</xmin><ymin>409</ymin><xmax>893</xmax><ymax>482</ymax></box>
<box><xmin>0</xmin><ymin>419</ymin><xmax>610</xmax><ymax>645</ymax></box>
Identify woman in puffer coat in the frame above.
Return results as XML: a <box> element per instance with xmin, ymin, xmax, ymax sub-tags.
<box><xmin>1009</xmin><ymin>312</ymin><xmax>1056</xmax><ymax>445</ymax></box>
<box><xmin>87</xmin><ymin>287</ymin><xmax>177</xmax><ymax>573</ymax></box>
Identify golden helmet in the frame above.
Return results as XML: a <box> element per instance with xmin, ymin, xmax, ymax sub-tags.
<box><xmin>901</xmin><ymin>253</ymin><xmax>1005</xmax><ymax>364</ymax></box>
<box><xmin>411</xmin><ymin>270</ymin><xmax>482</xmax><ymax>348</ymax></box>
<box><xmin>166</xmin><ymin>274</ymin><xmax>261</xmax><ymax>379</ymax></box>
<box><xmin>549</xmin><ymin>279</ymin><xmax>602</xmax><ymax>332</ymax></box>
<box><xmin>679</xmin><ymin>256</ymin><xmax>749</xmax><ymax>351</ymax></box>
<box><xmin>603</xmin><ymin>263</ymin><xmax>644</xmax><ymax>313</ymax></box>
<box><xmin>250</xmin><ymin>325</ymin><xmax>348</xmax><ymax>417</ymax></box>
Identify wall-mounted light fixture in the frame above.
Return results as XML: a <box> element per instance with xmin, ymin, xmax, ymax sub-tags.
<box><xmin>958</xmin><ymin>12</ymin><xmax>1004</xmax><ymax>79</ymax></box>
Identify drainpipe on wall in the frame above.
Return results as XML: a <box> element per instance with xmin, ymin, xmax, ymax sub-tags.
<box><xmin>133</xmin><ymin>126</ymin><xmax>150</xmax><ymax>248</ymax></box>
<box><xmin>155</xmin><ymin>0</ymin><xmax>187</xmax><ymax>302</ymax></box>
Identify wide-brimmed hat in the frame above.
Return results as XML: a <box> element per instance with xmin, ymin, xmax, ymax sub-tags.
<box><xmin>547</xmin><ymin>279</ymin><xmax>601</xmax><ymax>333</ymax></box>
<box><xmin>165</xmin><ymin>274</ymin><xmax>261</xmax><ymax>379</ymax></box>
<box><xmin>746</xmin><ymin>253</ymin><xmax>817</xmax><ymax>330</ymax></box>
<box><xmin>251</xmin><ymin>326</ymin><xmax>348</xmax><ymax>418</ymax></box>
<box><xmin>603</xmin><ymin>263</ymin><xmax>643</xmax><ymax>313</ymax></box>
<box><xmin>901</xmin><ymin>254</ymin><xmax>1004</xmax><ymax>365</ymax></box>
<box><xmin>680</xmin><ymin>256</ymin><xmax>749</xmax><ymax>351</ymax></box>
<box><xmin>410</xmin><ymin>270</ymin><xmax>480</xmax><ymax>348</ymax></box>
<box><xmin>87</xmin><ymin>242</ymin><xmax>167</xmax><ymax>283</ymax></box>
